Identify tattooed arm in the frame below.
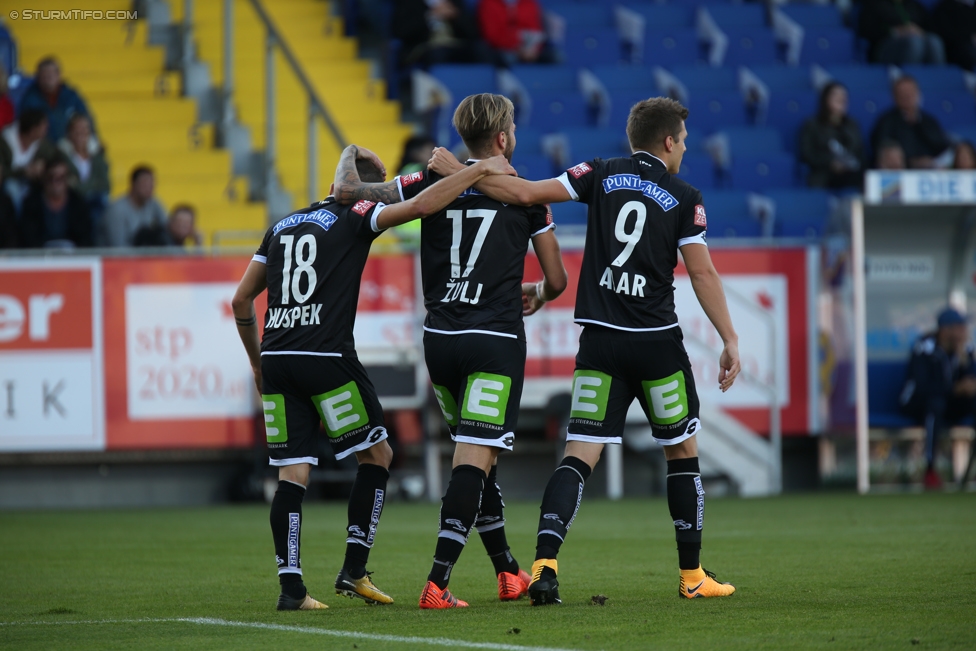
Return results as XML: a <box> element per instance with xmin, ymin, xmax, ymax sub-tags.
<box><xmin>333</xmin><ymin>144</ymin><xmax>404</xmax><ymax>205</ymax></box>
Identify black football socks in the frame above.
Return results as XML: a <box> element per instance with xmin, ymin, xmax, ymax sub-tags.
<box><xmin>535</xmin><ymin>456</ymin><xmax>591</xmax><ymax>560</ymax></box>
<box><xmin>476</xmin><ymin>465</ymin><xmax>519</xmax><ymax>576</ymax></box>
<box><xmin>667</xmin><ymin>457</ymin><xmax>704</xmax><ymax>570</ymax></box>
<box><xmin>342</xmin><ymin>463</ymin><xmax>389</xmax><ymax>579</ymax></box>
<box><xmin>428</xmin><ymin>464</ymin><xmax>486</xmax><ymax>589</ymax></box>
<box><xmin>270</xmin><ymin>479</ymin><xmax>307</xmax><ymax>598</ymax></box>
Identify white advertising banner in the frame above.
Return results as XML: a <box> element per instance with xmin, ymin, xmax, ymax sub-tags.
<box><xmin>865</xmin><ymin>170</ymin><xmax>976</xmax><ymax>205</ymax></box>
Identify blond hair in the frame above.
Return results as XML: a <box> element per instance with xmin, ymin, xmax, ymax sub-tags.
<box><xmin>626</xmin><ymin>97</ymin><xmax>689</xmax><ymax>153</ymax></box>
<box><xmin>452</xmin><ymin>93</ymin><xmax>515</xmax><ymax>157</ymax></box>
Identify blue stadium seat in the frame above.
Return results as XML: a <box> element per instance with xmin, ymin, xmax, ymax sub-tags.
<box><xmin>609</xmin><ymin>90</ymin><xmax>657</xmax><ymax>128</ymax></box>
<box><xmin>546</xmin><ymin>3</ymin><xmax>615</xmax><ymax>28</ymax></box>
<box><xmin>530</xmin><ymin>91</ymin><xmax>592</xmax><ymax>130</ymax></box>
<box><xmin>722</xmin><ymin>28</ymin><xmax>780</xmax><ymax>66</ymax></box>
<box><xmin>847</xmin><ymin>91</ymin><xmax>893</xmax><ymax>141</ymax></box>
<box><xmin>624</xmin><ymin>3</ymin><xmax>696</xmax><ymax>29</ymax></box>
<box><xmin>669</xmin><ymin>65</ymin><xmax>739</xmax><ymax>91</ymax></box>
<box><xmin>429</xmin><ymin>64</ymin><xmax>497</xmax><ymax>102</ymax></box>
<box><xmin>728</xmin><ymin>152</ymin><xmax>798</xmax><ymax>191</ymax></box>
<box><xmin>798</xmin><ymin>27</ymin><xmax>856</xmax><ymax>65</ymax></box>
<box><xmin>766</xmin><ymin>189</ymin><xmax>832</xmax><ymax>238</ymax></box>
<box><xmin>703</xmin><ymin>191</ymin><xmax>763</xmax><ymax>238</ymax></box>
<box><xmin>514</xmin><ymin>128</ymin><xmax>543</xmax><ymax>156</ymax></box>
<box><xmin>705</xmin><ymin>4</ymin><xmax>767</xmax><ymax>29</ymax></box>
<box><xmin>587</xmin><ymin>65</ymin><xmax>653</xmax><ymax>91</ymax></box>
<box><xmin>561</xmin><ymin>127</ymin><xmax>631</xmax><ymax>162</ymax></box>
<box><xmin>926</xmin><ymin>92</ymin><xmax>976</xmax><ymax>129</ymax></box>
<box><xmin>766</xmin><ymin>90</ymin><xmax>818</xmax><ymax>152</ymax></box>
<box><xmin>687</xmin><ymin>91</ymin><xmax>749</xmax><ymax>131</ymax></box>
<box><xmin>677</xmin><ymin>153</ymin><xmax>718</xmax><ymax>190</ymax></box>
<box><xmin>951</xmin><ymin>125</ymin><xmax>976</xmax><ymax>144</ymax></box>
<box><xmin>513</xmin><ymin>154</ymin><xmax>558</xmax><ymax>181</ymax></box>
<box><xmin>749</xmin><ymin>64</ymin><xmax>815</xmax><ymax>91</ymax></box>
<box><xmin>868</xmin><ymin>361</ymin><xmax>913</xmax><ymax>428</ymax></box>
<box><xmin>511</xmin><ymin>64</ymin><xmax>579</xmax><ymax>92</ymax></box>
<box><xmin>644</xmin><ymin>29</ymin><xmax>706</xmax><ymax>66</ymax></box>
<box><xmin>827</xmin><ymin>65</ymin><xmax>894</xmax><ymax>93</ymax></box>
<box><xmin>901</xmin><ymin>65</ymin><xmax>968</xmax><ymax>93</ymax></box>
<box><xmin>781</xmin><ymin>4</ymin><xmax>843</xmax><ymax>28</ymax></box>
<box><xmin>722</xmin><ymin>126</ymin><xmax>785</xmax><ymax>155</ymax></box>
<box><xmin>563</xmin><ymin>27</ymin><xmax>626</xmax><ymax>66</ymax></box>
<box><xmin>551</xmin><ymin>200</ymin><xmax>588</xmax><ymax>228</ymax></box>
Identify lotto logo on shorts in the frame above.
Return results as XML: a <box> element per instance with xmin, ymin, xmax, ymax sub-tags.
<box><xmin>461</xmin><ymin>372</ymin><xmax>512</xmax><ymax>426</ymax></box>
<box><xmin>399</xmin><ymin>171</ymin><xmax>424</xmax><ymax>187</ymax></box>
<box><xmin>351</xmin><ymin>200</ymin><xmax>376</xmax><ymax>216</ymax></box>
<box><xmin>313</xmin><ymin>381</ymin><xmax>369</xmax><ymax>438</ymax></box>
<box><xmin>262</xmin><ymin>394</ymin><xmax>288</xmax><ymax>443</ymax></box>
<box><xmin>567</xmin><ymin>162</ymin><xmax>592</xmax><ymax>179</ymax></box>
<box><xmin>694</xmin><ymin>204</ymin><xmax>707</xmax><ymax>227</ymax></box>
<box><xmin>570</xmin><ymin>370</ymin><xmax>612</xmax><ymax>422</ymax></box>
<box><xmin>643</xmin><ymin>371</ymin><xmax>689</xmax><ymax>425</ymax></box>
<box><xmin>432</xmin><ymin>384</ymin><xmax>459</xmax><ymax>426</ymax></box>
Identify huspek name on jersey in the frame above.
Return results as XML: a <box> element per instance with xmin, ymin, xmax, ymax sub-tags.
<box><xmin>602</xmin><ymin>174</ymin><xmax>678</xmax><ymax>211</ymax></box>
<box><xmin>266</xmin><ymin>304</ymin><xmax>323</xmax><ymax>329</ymax></box>
<box><xmin>272</xmin><ymin>208</ymin><xmax>338</xmax><ymax>236</ymax></box>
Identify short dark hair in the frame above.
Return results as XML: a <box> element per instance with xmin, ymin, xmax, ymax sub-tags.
<box><xmin>893</xmin><ymin>75</ymin><xmax>917</xmax><ymax>91</ymax></box>
<box><xmin>18</xmin><ymin>108</ymin><xmax>47</xmax><ymax>135</ymax></box>
<box><xmin>44</xmin><ymin>152</ymin><xmax>71</xmax><ymax>176</ymax></box>
<box><xmin>130</xmin><ymin>165</ymin><xmax>154</xmax><ymax>185</ymax></box>
<box><xmin>626</xmin><ymin>97</ymin><xmax>689</xmax><ymax>152</ymax></box>
<box><xmin>356</xmin><ymin>157</ymin><xmax>385</xmax><ymax>184</ymax></box>
<box><xmin>169</xmin><ymin>203</ymin><xmax>195</xmax><ymax>221</ymax></box>
<box><xmin>36</xmin><ymin>57</ymin><xmax>59</xmax><ymax>74</ymax></box>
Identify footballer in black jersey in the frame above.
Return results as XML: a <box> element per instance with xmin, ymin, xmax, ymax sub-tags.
<box><xmin>429</xmin><ymin>97</ymin><xmax>741</xmax><ymax>602</ymax></box>
<box><xmin>231</xmin><ymin>149</ymin><xmax>514</xmax><ymax>610</ymax></box>
<box><xmin>334</xmin><ymin>93</ymin><xmax>568</xmax><ymax>609</ymax></box>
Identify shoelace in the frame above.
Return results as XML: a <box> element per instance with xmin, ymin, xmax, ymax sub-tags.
<box><xmin>702</xmin><ymin>568</ymin><xmax>717</xmax><ymax>580</ymax></box>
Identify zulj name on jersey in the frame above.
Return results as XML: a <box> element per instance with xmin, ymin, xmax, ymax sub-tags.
<box><xmin>266</xmin><ymin>304</ymin><xmax>323</xmax><ymax>329</ymax></box>
<box><xmin>441</xmin><ymin>281</ymin><xmax>484</xmax><ymax>305</ymax></box>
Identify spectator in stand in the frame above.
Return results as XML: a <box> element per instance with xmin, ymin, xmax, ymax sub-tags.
<box><xmin>0</xmin><ymin>108</ymin><xmax>53</xmax><ymax>181</ymax></box>
<box><xmin>859</xmin><ymin>0</ymin><xmax>946</xmax><ymax>65</ymax></box>
<box><xmin>19</xmin><ymin>58</ymin><xmax>92</xmax><ymax>143</ymax></box>
<box><xmin>0</xmin><ymin>166</ymin><xmax>17</xmax><ymax>249</ymax></box>
<box><xmin>900</xmin><ymin>307</ymin><xmax>976</xmax><ymax>489</ymax></box>
<box><xmin>952</xmin><ymin>140</ymin><xmax>976</xmax><ymax>169</ymax></box>
<box><xmin>478</xmin><ymin>0</ymin><xmax>549</xmax><ymax>65</ymax></box>
<box><xmin>875</xmin><ymin>139</ymin><xmax>907</xmax><ymax>169</ymax></box>
<box><xmin>398</xmin><ymin>134</ymin><xmax>437</xmax><ymax>175</ymax></box>
<box><xmin>166</xmin><ymin>204</ymin><xmax>202</xmax><ymax>247</ymax></box>
<box><xmin>931</xmin><ymin>0</ymin><xmax>976</xmax><ymax>71</ymax></box>
<box><xmin>59</xmin><ymin>113</ymin><xmax>109</xmax><ymax>237</ymax></box>
<box><xmin>0</xmin><ymin>67</ymin><xmax>14</xmax><ymax>130</ymax></box>
<box><xmin>19</xmin><ymin>154</ymin><xmax>92</xmax><ymax>248</ymax></box>
<box><xmin>799</xmin><ymin>82</ymin><xmax>864</xmax><ymax>189</ymax></box>
<box><xmin>872</xmin><ymin>76</ymin><xmax>952</xmax><ymax>169</ymax></box>
<box><xmin>391</xmin><ymin>0</ymin><xmax>488</xmax><ymax>69</ymax></box>
<box><xmin>100</xmin><ymin>165</ymin><xmax>166</xmax><ymax>247</ymax></box>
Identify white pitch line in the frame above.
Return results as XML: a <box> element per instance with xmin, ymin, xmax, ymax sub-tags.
<box><xmin>0</xmin><ymin>617</ymin><xmax>584</xmax><ymax>651</ymax></box>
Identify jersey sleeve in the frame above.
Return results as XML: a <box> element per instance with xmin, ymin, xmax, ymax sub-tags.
<box><xmin>253</xmin><ymin>226</ymin><xmax>273</xmax><ymax>263</ymax></box>
<box><xmin>529</xmin><ymin>203</ymin><xmax>555</xmax><ymax>237</ymax></box>
<box><xmin>555</xmin><ymin>160</ymin><xmax>599</xmax><ymax>203</ymax></box>
<box><xmin>350</xmin><ymin>200</ymin><xmax>389</xmax><ymax>241</ymax></box>
<box><xmin>677</xmin><ymin>188</ymin><xmax>707</xmax><ymax>248</ymax></box>
<box><xmin>395</xmin><ymin>169</ymin><xmax>433</xmax><ymax>201</ymax></box>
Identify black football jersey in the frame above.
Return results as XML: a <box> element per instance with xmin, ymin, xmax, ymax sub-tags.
<box><xmin>397</xmin><ymin>166</ymin><xmax>554</xmax><ymax>340</ymax></box>
<box><xmin>557</xmin><ymin>151</ymin><xmax>707</xmax><ymax>331</ymax></box>
<box><xmin>254</xmin><ymin>197</ymin><xmax>387</xmax><ymax>355</ymax></box>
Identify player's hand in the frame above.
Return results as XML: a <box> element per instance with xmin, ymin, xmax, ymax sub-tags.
<box><xmin>428</xmin><ymin>147</ymin><xmax>465</xmax><ymax>176</ymax></box>
<box><xmin>522</xmin><ymin>281</ymin><xmax>545</xmax><ymax>316</ymax></box>
<box><xmin>481</xmin><ymin>155</ymin><xmax>517</xmax><ymax>177</ymax></box>
<box><xmin>251</xmin><ymin>365</ymin><xmax>262</xmax><ymax>396</ymax></box>
<box><xmin>354</xmin><ymin>146</ymin><xmax>386</xmax><ymax>178</ymax></box>
<box><xmin>718</xmin><ymin>341</ymin><xmax>740</xmax><ymax>393</ymax></box>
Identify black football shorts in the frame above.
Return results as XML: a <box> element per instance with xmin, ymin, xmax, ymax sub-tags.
<box><xmin>423</xmin><ymin>331</ymin><xmax>526</xmax><ymax>451</ymax></box>
<box><xmin>260</xmin><ymin>354</ymin><xmax>387</xmax><ymax>465</ymax></box>
<box><xmin>566</xmin><ymin>325</ymin><xmax>701</xmax><ymax>446</ymax></box>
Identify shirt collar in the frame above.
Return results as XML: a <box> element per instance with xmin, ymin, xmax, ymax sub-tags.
<box><xmin>632</xmin><ymin>150</ymin><xmax>668</xmax><ymax>169</ymax></box>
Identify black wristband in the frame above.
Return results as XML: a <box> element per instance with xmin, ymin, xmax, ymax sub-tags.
<box><xmin>235</xmin><ymin>316</ymin><xmax>256</xmax><ymax>327</ymax></box>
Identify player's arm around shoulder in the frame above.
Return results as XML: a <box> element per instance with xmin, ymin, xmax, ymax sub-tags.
<box><xmin>333</xmin><ymin>144</ymin><xmax>402</xmax><ymax>205</ymax></box>
<box><xmin>522</xmin><ymin>219</ymin><xmax>567</xmax><ymax>316</ymax></box>
<box><xmin>680</xmin><ymin>242</ymin><xmax>740</xmax><ymax>392</ymax></box>
<box><xmin>374</xmin><ymin>156</ymin><xmax>516</xmax><ymax>230</ymax></box>
<box><xmin>232</xmin><ymin>258</ymin><xmax>268</xmax><ymax>393</ymax></box>
<box><xmin>428</xmin><ymin>147</ymin><xmax>572</xmax><ymax>206</ymax></box>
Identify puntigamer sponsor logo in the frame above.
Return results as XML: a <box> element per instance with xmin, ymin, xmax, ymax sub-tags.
<box><xmin>273</xmin><ymin>209</ymin><xmax>338</xmax><ymax>236</ymax></box>
<box><xmin>602</xmin><ymin>174</ymin><xmax>678</xmax><ymax>211</ymax></box>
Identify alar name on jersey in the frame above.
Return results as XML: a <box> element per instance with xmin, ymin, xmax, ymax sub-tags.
<box><xmin>599</xmin><ymin>267</ymin><xmax>646</xmax><ymax>297</ymax></box>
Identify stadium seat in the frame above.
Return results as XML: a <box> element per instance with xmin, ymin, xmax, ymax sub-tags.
<box><xmin>546</xmin><ymin>3</ymin><xmax>615</xmax><ymax>28</ymax></box>
<box><xmin>925</xmin><ymin>92</ymin><xmax>976</xmax><ymax>129</ymax></box>
<box><xmin>721</xmin><ymin>126</ymin><xmax>785</xmax><ymax>154</ymax></box>
<box><xmin>766</xmin><ymin>189</ymin><xmax>832</xmax><ymax>239</ymax></box>
<box><xmin>687</xmin><ymin>91</ymin><xmax>749</xmax><ymax>131</ymax></box>
<box><xmin>901</xmin><ymin>65</ymin><xmax>969</xmax><ymax>94</ymax></box>
<box><xmin>529</xmin><ymin>91</ymin><xmax>592</xmax><ymax>130</ymax></box>
<box><xmin>749</xmin><ymin>64</ymin><xmax>815</xmax><ymax>91</ymax></box>
<box><xmin>677</xmin><ymin>153</ymin><xmax>718</xmax><ymax>190</ymax></box>
<box><xmin>511</xmin><ymin>64</ymin><xmax>579</xmax><ymax>92</ymax></box>
<box><xmin>728</xmin><ymin>152</ymin><xmax>798</xmax><ymax>192</ymax></box>
<box><xmin>563</xmin><ymin>27</ymin><xmax>626</xmax><ymax>66</ymax></box>
<box><xmin>847</xmin><ymin>91</ymin><xmax>894</xmax><ymax>141</ymax></box>
<box><xmin>513</xmin><ymin>154</ymin><xmax>558</xmax><ymax>181</ymax></box>
<box><xmin>587</xmin><ymin>64</ymin><xmax>653</xmax><ymax>91</ymax></box>
<box><xmin>514</xmin><ymin>128</ymin><xmax>543</xmax><ymax>156</ymax></box>
<box><xmin>560</xmin><ymin>127</ymin><xmax>630</xmax><ymax>161</ymax></box>
<box><xmin>780</xmin><ymin>4</ymin><xmax>843</xmax><ymax>29</ymax></box>
<box><xmin>625</xmin><ymin>3</ymin><xmax>696</xmax><ymax>29</ymax></box>
<box><xmin>766</xmin><ymin>89</ymin><xmax>818</xmax><ymax>152</ymax></box>
<box><xmin>429</xmin><ymin>64</ymin><xmax>497</xmax><ymax>97</ymax></box>
<box><xmin>643</xmin><ymin>28</ymin><xmax>706</xmax><ymax>67</ymax></box>
<box><xmin>722</xmin><ymin>28</ymin><xmax>780</xmax><ymax>66</ymax></box>
<box><xmin>705</xmin><ymin>4</ymin><xmax>767</xmax><ymax>29</ymax></box>
<box><xmin>868</xmin><ymin>361</ymin><xmax>913</xmax><ymax>428</ymax></box>
<box><xmin>951</xmin><ymin>125</ymin><xmax>976</xmax><ymax>144</ymax></box>
<box><xmin>703</xmin><ymin>190</ymin><xmax>763</xmax><ymax>238</ymax></box>
<box><xmin>827</xmin><ymin>65</ymin><xmax>895</xmax><ymax>93</ymax></box>
<box><xmin>551</xmin><ymin>199</ymin><xmax>588</xmax><ymax>228</ymax></box>
<box><xmin>798</xmin><ymin>27</ymin><xmax>856</xmax><ymax>66</ymax></box>
<box><xmin>669</xmin><ymin>65</ymin><xmax>739</xmax><ymax>92</ymax></box>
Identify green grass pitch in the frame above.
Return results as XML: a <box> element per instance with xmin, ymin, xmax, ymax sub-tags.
<box><xmin>1</xmin><ymin>493</ymin><xmax>974</xmax><ymax>650</ymax></box>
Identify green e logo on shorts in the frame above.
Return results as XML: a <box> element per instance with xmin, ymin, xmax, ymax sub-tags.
<box><xmin>313</xmin><ymin>381</ymin><xmax>368</xmax><ymax>438</ymax></box>
<box><xmin>570</xmin><ymin>370</ymin><xmax>611</xmax><ymax>421</ymax></box>
<box><xmin>432</xmin><ymin>384</ymin><xmax>459</xmax><ymax>426</ymax></box>
<box><xmin>262</xmin><ymin>394</ymin><xmax>288</xmax><ymax>443</ymax></box>
<box><xmin>643</xmin><ymin>371</ymin><xmax>689</xmax><ymax>425</ymax></box>
<box><xmin>461</xmin><ymin>372</ymin><xmax>511</xmax><ymax>426</ymax></box>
